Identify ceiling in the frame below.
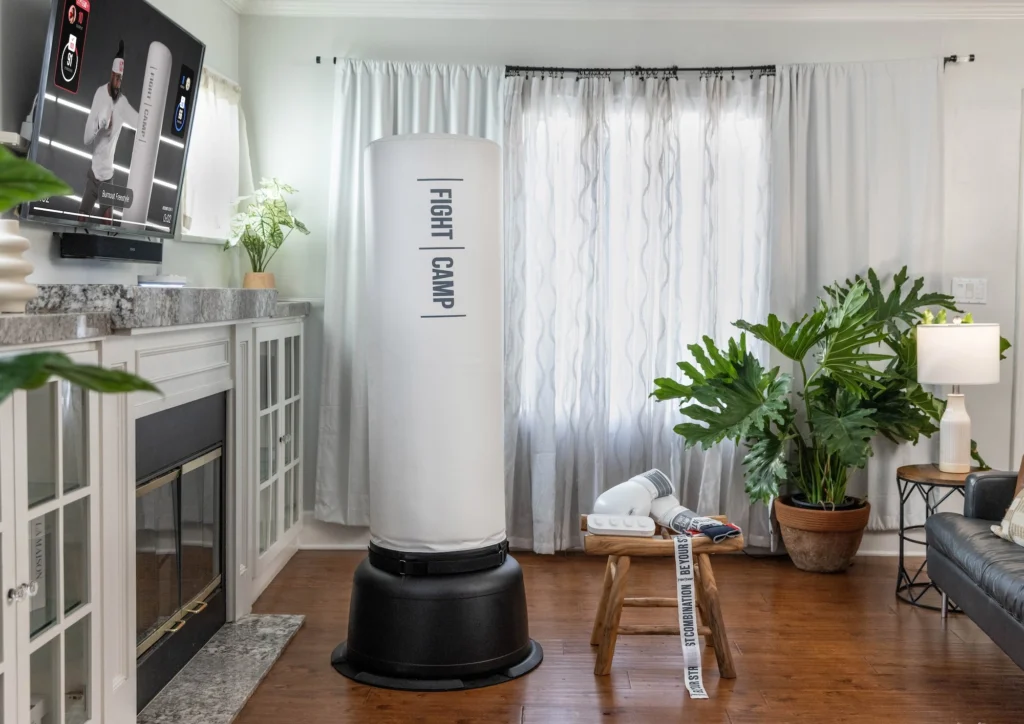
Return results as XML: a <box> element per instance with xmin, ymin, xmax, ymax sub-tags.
<box><xmin>222</xmin><ymin>0</ymin><xmax>1024</xmax><ymax>20</ymax></box>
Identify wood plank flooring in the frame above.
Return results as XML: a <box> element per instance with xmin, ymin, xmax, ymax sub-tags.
<box><xmin>236</xmin><ymin>551</ymin><xmax>1024</xmax><ymax>723</ymax></box>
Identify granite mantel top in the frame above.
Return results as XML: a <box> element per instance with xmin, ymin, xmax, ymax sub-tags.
<box><xmin>0</xmin><ymin>285</ymin><xmax>310</xmax><ymax>347</ymax></box>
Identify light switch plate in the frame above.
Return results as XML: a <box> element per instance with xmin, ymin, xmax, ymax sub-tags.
<box><xmin>951</xmin><ymin>277</ymin><xmax>988</xmax><ymax>305</ymax></box>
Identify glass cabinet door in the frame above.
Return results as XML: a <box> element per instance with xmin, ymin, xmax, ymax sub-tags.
<box><xmin>0</xmin><ymin>397</ymin><xmax>19</xmax><ymax>723</ymax></box>
<box><xmin>257</xmin><ymin>337</ymin><xmax>280</xmax><ymax>555</ymax></box>
<box><xmin>13</xmin><ymin>364</ymin><xmax>100</xmax><ymax>724</ymax></box>
<box><xmin>255</xmin><ymin>324</ymin><xmax>303</xmax><ymax>568</ymax></box>
<box><xmin>282</xmin><ymin>332</ymin><xmax>301</xmax><ymax>534</ymax></box>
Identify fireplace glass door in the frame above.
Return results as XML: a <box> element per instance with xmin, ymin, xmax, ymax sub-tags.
<box><xmin>136</xmin><ymin>447</ymin><xmax>223</xmax><ymax>658</ymax></box>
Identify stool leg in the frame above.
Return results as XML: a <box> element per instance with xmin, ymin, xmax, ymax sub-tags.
<box><xmin>590</xmin><ymin>555</ymin><xmax>618</xmax><ymax>646</ymax></box>
<box><xmin>694</xmin><ymin>563</ymin><xmax>713</xmax><ymax>650</ymax></box>
<box><xmin>594</xmin><ymin>555</ymin><xmax>631</xmax><ymax>676</ymax></box>
<box><xmin>698</xmin><ymin>553</ymin><xmax>736</xmax><ymax>679</ymax></box>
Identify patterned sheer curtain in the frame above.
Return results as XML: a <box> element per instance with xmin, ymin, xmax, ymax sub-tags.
<box><xmin>503</xmin><ymin>73</ymin><xmax>774</xmax><ymax>553</ymax></box>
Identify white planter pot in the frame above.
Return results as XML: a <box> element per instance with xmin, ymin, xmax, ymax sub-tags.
<box><xmin>0</xmin><ymin>219</ymin><xmax>37</xmax><ymax>314</ymax></box>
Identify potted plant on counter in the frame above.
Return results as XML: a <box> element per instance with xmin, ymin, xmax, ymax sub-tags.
<box><xmin>225</xmin><ymin>178</ymin><xmax>309</xmax><ymax>289</ymax></box>
<box><xmin>652</xmin><ymin>268</ymin><xmax>1006</xmax><ymax>573</ymax></box>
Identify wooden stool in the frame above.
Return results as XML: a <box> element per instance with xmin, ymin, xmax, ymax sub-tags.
<box><xmin>581</xmin><ymin>514</ymin><xmax>741</xmax><ymax>679</ymax></box>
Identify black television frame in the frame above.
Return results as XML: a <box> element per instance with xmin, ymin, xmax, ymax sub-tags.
<box><xmin>22</xmin><ymin>0</ymin><xmax>206</xmax><ymax>249</ymax></box>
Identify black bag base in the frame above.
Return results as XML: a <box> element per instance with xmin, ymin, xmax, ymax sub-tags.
<box><xmin>332</xmin><ymin>550</ymin><xmax>543</xmax><ymax>690</ymax></box>
<box><xmin>332</xmin><ymin>639</ymin><xmax>543</xmax><ymax>692</ymax></box>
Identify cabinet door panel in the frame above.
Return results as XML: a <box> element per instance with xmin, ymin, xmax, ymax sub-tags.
<box><xmin>0</xmin><ymin>398</ymin><xmax>17</xmax><ymax>722</ymax></box>
<box><xmin>13</xmin><ymin>349</ymin><xmax>100</xmax><ymax>724</ymax></box>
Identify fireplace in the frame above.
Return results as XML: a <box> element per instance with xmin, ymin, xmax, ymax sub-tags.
<box><xmin>135</xmin><ymin>393</ymin><xmax>227</xmax><ymax>712</ymax></box>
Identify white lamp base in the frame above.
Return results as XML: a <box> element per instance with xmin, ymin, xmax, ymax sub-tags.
<box><xmin>939</xmin><ymin>394</ymin><xmax>972</xmax><ymax>474</ymax></box>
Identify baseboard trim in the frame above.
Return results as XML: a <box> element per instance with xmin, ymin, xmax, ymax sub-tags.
<box><xmin>857</xmin><ymin>530</ymin><xmax>924</xmax><ymax>557</ymax></box>
<box><xmin>299</xmin><ymin>512</ymin><xmax>371</xmax><ymax>550</ymax></box>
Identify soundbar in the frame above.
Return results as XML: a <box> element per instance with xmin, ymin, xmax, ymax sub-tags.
<box><xmin>59</xmin><ymin>233</ymin><xmax>163</xmax><ymax>264</ymax></box>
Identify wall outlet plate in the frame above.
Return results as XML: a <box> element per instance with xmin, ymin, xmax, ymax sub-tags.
<box><xmin>951</xmin><ymin>277</ymin><xmax>987</xmax><ymax>305</ymax></box>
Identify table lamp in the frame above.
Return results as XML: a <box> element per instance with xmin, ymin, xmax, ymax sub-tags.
<box><xmin>916</xmin><ymin>322</ymin><xmax>1000</xmax><ymax>473</ymax></box>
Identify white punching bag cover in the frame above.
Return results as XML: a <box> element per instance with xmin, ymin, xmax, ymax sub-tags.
<box><xmin>123</xmin><ymin>41</ymin><xmax>172</xmax><ymax>228</ymax></box>
<box><xmin>365</xmin><ymin>134</ymin><xmax>505</xmax><ymax>553</ymax></box>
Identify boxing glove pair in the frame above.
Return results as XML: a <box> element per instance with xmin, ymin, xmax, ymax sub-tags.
<box><xmin>593</xmin><ymin>469</ymin><xmax>741</xmax><ymax>543</ymax></box>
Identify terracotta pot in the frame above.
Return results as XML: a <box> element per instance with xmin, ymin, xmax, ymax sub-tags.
<box><xmin>774</xmin><ymin>495</ymin><xmax>870</xmax><ymax>573</ymax></box>
<box><xmin>243</xmin><ymin>272</ymin><xmax>276</xmax><ymax>290</ymax></box>
<box><xmin>0</xmin><ymin>219</ymin><xmax>37</xmax><ymax>313</ymax></box>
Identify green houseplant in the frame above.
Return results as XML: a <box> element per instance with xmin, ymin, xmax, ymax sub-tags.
<box><xmin>225</xmin><ymin>178</ymin><xmax>309</xmax><ymax>290</ymax></box>
<box><xmin>652</xmin><ymin>268</ymin><xmax>1006</xmax><ymax>572</ymax></box>
<box><xmin>0</xmin><ymin>146</ymin><xmax>158</xmax><ymax>404</ymax></box>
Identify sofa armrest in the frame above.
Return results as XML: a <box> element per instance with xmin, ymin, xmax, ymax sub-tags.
<box><xmin>964</xmin><ymin>471</ymin><xmax>1017</xmax><ymax>521</ymax></box>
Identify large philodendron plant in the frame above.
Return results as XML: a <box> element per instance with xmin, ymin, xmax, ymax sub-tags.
<box><xmin>652</xmin><ymin>268</ymin><xmax>1008</xmax><ymax>509</ymax></box>
<box><xmin>0</xmin><ymin>147</ymin><xmax>158</xmax><ymax>404</ymax></box>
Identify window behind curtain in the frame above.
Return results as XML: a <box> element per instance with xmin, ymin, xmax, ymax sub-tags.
<box><xmin>180</xmin><ymin>71</ymin><xmax>253</xmax><ymax>241</ymax></box>
<box><xmin>503</xmin><ymin>75</ymin><xmax>773</xmax><ymax>552</ymax></box>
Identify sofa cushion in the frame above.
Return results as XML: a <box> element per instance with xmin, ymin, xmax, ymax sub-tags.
<box><xmin>927</xmin><ymin>513</ymin><xmax>1024</xmax><ymax>625</ymax></box>
<box><xmin>993</xmin><ymin>486</ymin><xmax>1024</xmax><ymax>547</ymax></box>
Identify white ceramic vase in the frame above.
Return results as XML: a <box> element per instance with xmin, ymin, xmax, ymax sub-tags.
<box><xmin>0</xmin><ymin>219</ymin><xmax>37</xmax><ymax>313</ymax></box>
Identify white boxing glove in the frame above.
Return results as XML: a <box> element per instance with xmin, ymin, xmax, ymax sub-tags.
<box><xmin>651</xmin><ymin>495</ymin><xmax>687</xmax><ymax>529</ymax></box>
<box><xmin>593</xmin><ymin>469</ymin><xmax>674</xmax><ymax>517</ymax></box>
<box><xmin>651</xmin><ymin>495</ymin><xmax>742</xmax><ymax>542</ymax></box>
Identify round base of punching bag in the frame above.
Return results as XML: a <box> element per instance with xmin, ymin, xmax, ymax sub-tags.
<box><xmin>332</xmin><ymin>545</ymin><xmax>543</xmax><ymax>691</ymax></box>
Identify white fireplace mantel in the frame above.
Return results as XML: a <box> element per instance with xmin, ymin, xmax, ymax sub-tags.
<box><xmin>0</xmin><ymin>289</ymin><xmax>308</xmax><ymax>724</ymax></box>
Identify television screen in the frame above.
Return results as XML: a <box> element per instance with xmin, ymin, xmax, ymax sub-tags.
<box><xmin>23</xmin><ymin>0</ymin><xmax>205</xmax><ymax>239</ymax></box>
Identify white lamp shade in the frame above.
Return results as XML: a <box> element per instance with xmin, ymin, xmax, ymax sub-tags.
<box><xmin>916</xmin><ymin>323</ymin><xmax>1000</xmax><ymax>385</ymax></box>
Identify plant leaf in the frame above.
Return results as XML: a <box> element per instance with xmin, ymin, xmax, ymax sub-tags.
<box><xmin>742</xmin><ymin>433</ymin><xmax>787</xmax><ymax>504</ymax></box>
<box><xmin>809</xmin><ymin>390</ymin><xmax>877</xmax><ymax>469</ymax></box>
<box><xmin>816</xmin><ymin>282</ymin><xmax>892</xmax><ymax>396</ymax></box>
<box><xmin>971</xmin><ymin>440</ymin><xmax>990</xmax><ymax>470</ymax></box>
<box><xmin>670</xmin><ymin>338</ymin><xmax>792</xmax><ymax>450</ymax></box>
<box><xmin>0</xmin><ymin>352</ymin><xmax>159</xmax><ymax>405</ymax></box>
<box><xmin>734</xmin><ymin>311</ymin><xmax>826</xmax><ymax>363</ymax></box>
<box><xmin>0</xmin><ymin>147</ymin><xmax>73</xmax><ymax>214</ymax></box>
<box><xmin>651</xmin><ymin>376</ymin><xmax>691</xmax><ymax>401</ymax></box>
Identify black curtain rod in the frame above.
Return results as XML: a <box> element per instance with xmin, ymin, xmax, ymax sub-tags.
<box><xmin>505</xmin><ymin>64</ymin><xmax>775</xmax><ymax>77</ymax></box>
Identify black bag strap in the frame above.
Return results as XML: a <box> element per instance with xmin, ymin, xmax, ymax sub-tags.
<box><xmin>368</xmin><ymin>541</ymin><xmax>508</xmax><ymax>577</ymax></box>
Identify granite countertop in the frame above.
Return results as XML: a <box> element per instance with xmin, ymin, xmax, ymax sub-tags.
<box><xmin>0</xmin><ymin>285</ymin><xmax>311</xmax><ymax>347</ymax></box>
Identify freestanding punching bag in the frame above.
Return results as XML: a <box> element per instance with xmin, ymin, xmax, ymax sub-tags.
<box><xmin>331</xmin><ymin>134</ymin><xmax>542</xmax><ymax>690</ymax></box>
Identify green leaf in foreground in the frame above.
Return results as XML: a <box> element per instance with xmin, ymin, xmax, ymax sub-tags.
<box><xmin>0</xmin><ymin>146</ymin><xmax>73</xmax><ymax>214</ymax></box>
<box><xmin>0</xmin><ymin>352</ymin><xmax>160</xmax><ymax>405</ymax></box>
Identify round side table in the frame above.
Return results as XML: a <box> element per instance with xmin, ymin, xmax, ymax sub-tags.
<box><xmin>895</xmin><ymin>464</ymin><xmax>979</xmax><ymax>612</ymax></box>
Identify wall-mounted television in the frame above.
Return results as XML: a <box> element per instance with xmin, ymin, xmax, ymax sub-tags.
<box><xmin>22</xmin><ymin>0</ymin><xmax>204</xmax><ymax>257</ymax></box>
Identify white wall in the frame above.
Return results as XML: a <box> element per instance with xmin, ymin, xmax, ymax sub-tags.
<box><xmin>0</xmin><ymin>0</ymin><xmax>241</xmax><ymax>287</ymax></box>
<box><xmin>239</xmin><ymin>17</ymin><xmax>1024</xmax><ymax>524</ymax></box>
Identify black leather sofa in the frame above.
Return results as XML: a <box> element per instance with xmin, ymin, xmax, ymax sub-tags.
<box><xmin>926</xmin><ymin>471</ymin><xmax>1024</xmax><ymax>669</ymax></box>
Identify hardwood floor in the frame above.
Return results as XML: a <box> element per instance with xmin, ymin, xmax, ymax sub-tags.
<box><xmin>236</xmin><ymin>551</ymin><xmax>1024</xmax><ymax>723</ymax></box>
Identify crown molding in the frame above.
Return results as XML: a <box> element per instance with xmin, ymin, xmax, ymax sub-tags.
<box><xmin>231</xmin><ymin>0</ymin><xmax>1024</xmax><ymax>20</ymax></box>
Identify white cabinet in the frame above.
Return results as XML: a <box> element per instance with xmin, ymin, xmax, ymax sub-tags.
<box><xmin>252</xmin><ymin>321</ymin><xmax>303</xmax><ymax>598</ymax></box>
<box><xmin>0</xmin><ymin>349</ymin><xmax>101</xmax><ymax>724</ymax></box>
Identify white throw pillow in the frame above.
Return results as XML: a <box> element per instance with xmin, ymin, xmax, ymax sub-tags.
<box><xmin>992</xmin><ymin>487</ymin><xmax>1024</xmax><ymax>547</ymax></box>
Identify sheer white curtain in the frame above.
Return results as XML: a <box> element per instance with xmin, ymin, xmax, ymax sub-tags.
<box><xmin>316</xmin><ymin>60</ymin><xmax>504</xmax><ymax>525</ymax></box>
<box><xmin>771</xmin><ymin>60</ymin><xmax>944</xmax><ymax>530</ymax></box>
<box><xmin>181</xmin><ymin>71</ymin><xmax>253</xmax><ymax>239</ymax></box>
<box><xmin>504</xmin><ymin>74</ymin><xmax>774</xmax><ymax>552</ymax></box>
